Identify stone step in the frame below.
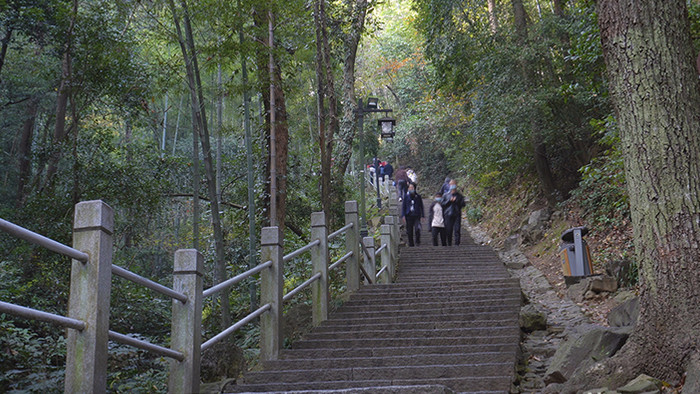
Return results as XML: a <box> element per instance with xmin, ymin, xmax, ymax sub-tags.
<box><xmin>316</xmin><ymin>318</ymin><xmax>515</xmax><ymax>332</ymax></box>
<box><xmin>230</xmin><ymin>384</ymin><xmax>460</xmax><ymax>394</ymax></box>
<box><xmin>291</xmin><ymin>334</ymin><xmax>519</xmax><ymax>349</ymax></box>
<box><xmin>322</xmin><ymin>310</ymin><xmax>519</xmax><ymax>327</ymax></box>
<box><xmin>303</xmin><ymin>326</ymin><xmax>519</xmax><ymax>341</ymax></box>
<box><xmin>278</xmin><ymin>343</ymin><xmax>519</xmax><ymax>360</ymax></box>
<box><xmin>241</xmin><ymin>362</ymin><xmax>513</xmax><ymax>384</ymax></box>
<box><xmin>329</xmin><ymin>305</ymin><xmax>518</xmax><ymax>321</ymax></box>
<box><xmin>264</xmin><ymin>351</ymin><xmax>515</xmax><ymax>370</ymax></box>
<box><xmin>336</xmin><ymin>297</ymin><xmax>521</xmax><ymax>313</ymax></box>
<box><xmin>231</xmin><ymin>375</ymin><xmax>512</xmax><ymax>393</ymax></box>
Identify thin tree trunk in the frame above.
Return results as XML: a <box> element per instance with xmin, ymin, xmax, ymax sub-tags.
<box><xmin>487</xmin><ymin>0</ymin><xmax>498</xmax><ymax>34</ymax></box>
<box><xmin>172</xmin><ymin>94</ymin><xmax>183</xmax><ymax>155</ymax></box>
<box><xmin>511</xmin><ymin>0</ymin><xmax>557</xmax><ymax>203</ymax></box>
<box><xmin>254</xmin><ymin>7</ymin><xmax>289</xmax><ymax>234</ymax></box>
<box><xmin>0</xmin><ymin>27</ymin><xmax>12</xmax><ymax>81</ymax></box>
<box><xmin>169</xmin><ymin>0</ymin><xmax>231</xmax><ymax>328</ymax></box>
<box><xmin>314</xmin><ymin>0</ymin><xmax>336</xmax><ymax>222</ymax></box>
<box><xmin>44</xmin><ymin>0</ymin><xmax>78</xmax><ymax>188</ymax></box>
<box><xmin>330</xmin><ymin>0</ymin><xmax>369</xmax><ymax>192</ymax></box>
<box><xmin>16</xmin><ymin>97</ymin><xmax>39</xmax><ymax>207</ymax></box>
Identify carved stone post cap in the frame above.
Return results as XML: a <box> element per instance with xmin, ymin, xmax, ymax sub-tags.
<box><xmin>174</xmin><ymin>249</ymin><xmax>203</xmax><ymax>274</ymax></box>
<box><xmin>344</xmin><ymin>201</ymin><xmax>358</xmax><ymax>213</ymax></box>
<box><xmin>261</xmin><ymin>226</ymin><xmax>281</xmax><ymax>245</ymax></box>
<box><xmin>74</xmin><ymin>200</ymin><xmax>114</xmax><ymax>234</ymax></box>
<box><xmin>311</xmin><ymin>212</ymin><xmax>326</xmax><ymax>227</ymax></box>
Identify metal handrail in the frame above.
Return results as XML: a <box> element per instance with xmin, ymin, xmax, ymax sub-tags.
<box><xmin>283</xmin><ymin>273</ymin><xmax>322</xmax><ymax>302</ymax></box>
<box><xmin>283</xmin><ymin>239</ymin><xmax>321</xmax><ymax>262</ymax></box>
<box><xmin>108</xmin><ymin>330</ymin><xmax>184</xmax><ymax>361</ymax></box>
<box><xmin>329</xmin><ymin>251</ymin><xmax>353</xmax><ymax>271</ymax></box>
<box><xmin>328</xmin><ymin>223</ymin><xmax>353</xmax><ymax>241</ymax></box>
<box><xmin>375</xmin><ymin>243</ymin><xmax>387</xmax><ymax>256</ymax></box>
<box><xmin>0</xmin><ymin>301</ymin><xmax>86</xmax><ymax>331</ymax></box>
<box><xmin>201</xmin><ymin>303</ymin><xmax>271</xmax><ymax>352</ymax></box>
<box><xmin>112</xmin><ymin>264</ymin><xmax>187</xmax><ymax>303</ymax></box>
<box><xmin>203</xmin><ymin>260</ymin><xmax>273</xmax><ymax>298</ymax></box>
<box><xmin>376</xmin><ymin>265</ymin><xmax>388</xmax><ymax>278</ymax></box>
<box><xmin>0</xmin><ymin>218</ymin><xmax>89</xmax><ymax>262</ymax></box>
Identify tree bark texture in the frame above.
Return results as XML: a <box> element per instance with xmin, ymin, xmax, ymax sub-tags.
<box><xmin>487</xmin><ymin>0</ymin><xmax>498</xmax><ymax>34</ymax></box>
<box><xmin>583</xmin><ymin>0</ymin><xmax>700</xmax><ymax>386</ymax></box>
<box><xmin>330</xmin><ymin>0</ymin><xmax>369</xmax><ymax>187</ymax></box>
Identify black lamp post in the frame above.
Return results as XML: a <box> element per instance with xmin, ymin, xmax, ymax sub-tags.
<box><xmin>357</xmin><ymin>98</ymin><xmax>396</xmax><ymax>236</ymax></box>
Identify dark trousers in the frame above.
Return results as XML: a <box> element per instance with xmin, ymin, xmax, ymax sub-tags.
<box><xmin>432</xmin><ymin>227</ymin><xmax>446</xmax><ymax>246</ymax></box>
<box><xmin>445</xmin><ymin>215</ymin><xmax>461</xmax><ymax>246</ymax></box>
<box><xmin>405</xmin><ymin>216</ymin><xmax>421</xmax><ymax>246</ymax></box>
<box><xmin>397</xmin><ymin>180</ymin><xmax>407</xmax><ymax>200</ymax></box>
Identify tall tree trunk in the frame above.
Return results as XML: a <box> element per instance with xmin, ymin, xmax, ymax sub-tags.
<box><xmin>0</xmin><ymin>27</ymin><xmax>12</xmax><ymax>81</ymax></box>
<box><xmin>314</xmin><ymin>0</ymin><xmax>336</xmax><ymax>222</ymax></box>
<box><xmin>511</xmin><ymin>0</ymin><xmax>557</xmax><ymax>203</ymax></box>
<box><xmin>330</xmin><ymin>0</ymin><xmax>369</xmax><ymax>189</ymax></box>
<box><xmin>169</xmin><ymin>0</ymin><xmax>231</xmax><ymax>328</ymax></box>
<box><xmin>566</xmin><ymin>0</ymin><xmax>700</xmax><ymax>389</ymax></box>
<box><xmin>16</xmin><ymin>97</ymin><xmax>39</xmax><ymax>207</ymax></box>
<box><xmin>253</xmin><ymin>7</ymin><xmax>289</xmax><ymax>233</ymax></box>
<box><xmin>44</xmin><ymin>0</ymin><xmax>78</xmax><ymax>189</ymax></box>
<box><xmin>487</xmin><ymin>0</ymin><xmax>498</xmax><ymax>34</ymax></box>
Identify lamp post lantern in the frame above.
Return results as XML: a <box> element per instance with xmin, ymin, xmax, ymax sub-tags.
<box><xmin>356</xmin><ymin>98</ymin><xmax>395</xmax><ymax>236</ymax></box>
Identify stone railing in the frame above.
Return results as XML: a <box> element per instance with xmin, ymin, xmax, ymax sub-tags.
<box><xmin>0</xmin><ymin>198</ymin><xmax>401</xmax><ymax>392</ymax></box>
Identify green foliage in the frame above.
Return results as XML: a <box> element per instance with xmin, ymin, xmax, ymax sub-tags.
<box><xmin>570</xmin><ymin>148</ymin><xmax>629</xmax><ymax>227</ymax></box>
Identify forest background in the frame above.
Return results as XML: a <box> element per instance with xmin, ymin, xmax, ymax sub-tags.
<box><xmin>2</xmin><ymin>0</ymin><xmax>700</xmax><ymax>391</ymax></box>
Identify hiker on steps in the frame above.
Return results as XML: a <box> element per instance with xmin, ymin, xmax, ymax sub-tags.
<box><xmin>401</xmin><ymin>182</ymin><xmax>424</xmax><ymax>247</ymax></box>
<box><xmin>428</xmin><ymin>192</ymin><xmax>447</xmax><ymax>246</ymax></box>
<box><xmin>441</xmin><ymin>179</ymin><xmax>465</xmax><ymax>246</ymax></box>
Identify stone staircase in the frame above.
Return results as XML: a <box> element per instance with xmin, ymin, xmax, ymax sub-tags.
<box><xmin>229</xmin><ymin>234</ymin><xmax>521</xmax><ymax>393</ymax></box>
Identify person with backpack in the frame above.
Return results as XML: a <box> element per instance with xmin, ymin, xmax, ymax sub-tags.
<box><xmin>428</xmin><ymin>192</ymin><xmax>447</xmax><ymax>246</ymax></box>
<box><xmin>441</xmin><ymin>180</ymin><xmax>465</xmax><ymax>246</ymax></box>
<box><xmin>401</xmin><ymin>182</ymin><xmax>424</xmax><ymax>247</ymax></box>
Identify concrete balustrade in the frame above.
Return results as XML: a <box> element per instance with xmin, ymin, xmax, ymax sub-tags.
<box><xmin>2</xmin><ymin>198</ymin><xmax>399</xmax><ymax>392</ymax></box>
<box><xmin>170</xmin><ymin>249</ymin><xmax>203</xmax><ymax>394</ymax></box>
<box><xmin>66</xmin><ymin>200</ymin><xmax>114</xmax><ymax>393</ymax></box>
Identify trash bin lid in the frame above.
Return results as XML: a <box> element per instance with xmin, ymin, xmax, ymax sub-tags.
<box><xmin>561</xmin><ymin>226</ymin><xmax>589</xmax><ymax>242</ymax></box>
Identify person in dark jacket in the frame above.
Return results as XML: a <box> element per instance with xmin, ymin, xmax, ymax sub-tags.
<box><xmin>382</xmin><ymin>162</ymin><xmax>394</xmax><ymax>180</ymax></box>
<box><xmin>438</xmin><ymin>177</ymin><xmax>451</xmax><ymax>195</ymax></box>
<box><xmin>428</xmin><ymin>192</ymin><xmax>447</xmax><ymax>246</ymax></box>
<box><xmin>401</xmin><ymin>182</ymin><xmax>424</xmax><ymax>247</ymax></box>
<box><xmin>441</xmin><ymin>180</ymin><xmax>465</xmax><ymax>246</ymax></box>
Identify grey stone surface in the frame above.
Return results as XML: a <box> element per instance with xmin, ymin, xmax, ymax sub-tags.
<box><xmin>617</xmin><ymin>374</ymin><xmax>661</xmax><ymax>394</ymax></box>
<box><xmin>520</xmin><ymin>304</ymin><xmax>547</xmax><ymax>332</ymax></box>
<box><xmin>607</xmin><ymin>296</ymin><xmax>639</xmax><ymax>328</ymax></box>
<box><xmin>682</xmin><ymin>354</ymin><xmax>700</xmax><ymax>394</ymax></box>
<box><xmin>590</xmin><ymin>275</ymin><xmax>618</xmax><ymax>293</ymax></box>
<box><xmin>544</xmin><ymin>325</ymin><xmax>629</xmax><ymax>384</ymax></box>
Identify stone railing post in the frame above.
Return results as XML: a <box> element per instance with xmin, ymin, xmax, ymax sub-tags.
<box><xmin>66</xmin><ymin>200</ymin><xmax>113</xmax><ymax>393</ymax></box>
<box><xmin>260</xmin><ymin>226</ymin><xmax>283</xmax><ymax>361</ymax></box>
<box><xmin>169</xmin><ymin>249</ymin><xmax>203</xmax><ymax>394</ymax></box>
<box><xmin>385</xmin><ymin>216</ymin><xmax>398</xmax><ymax>271</ymax></box>
<box><xmin>362</xmin><ymin>236</ymin><xmax>376</xmax><ymax>284</ymax></box>
<box><xmin>389</xmin><ymin>198</ymin><xmax>400</xmax><ymax>248</ymax></box>
<box><xmin>345</xmin><ymin>201</ymin><xmax>360</xmax><ymax>292</ymax></box>
<box><xmin>379</xmin><ymin>224</ymin><xmax>392</xmax><ymax>283</ymax></box>
<box><xmin>310</xmin><ymin>212</ymin><xmax>329</xmax><ymax>326</ymax></box>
